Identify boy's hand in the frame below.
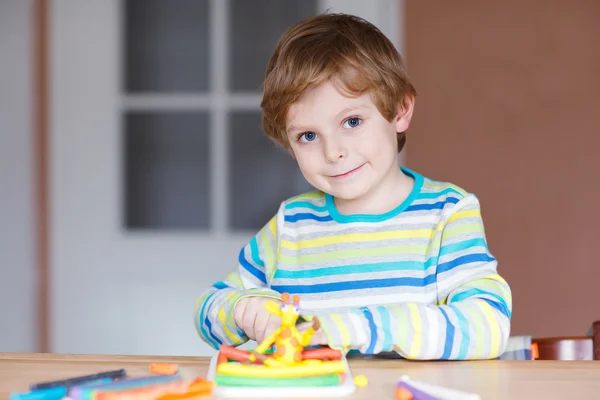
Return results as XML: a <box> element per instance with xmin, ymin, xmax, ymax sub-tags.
<box><xmin>234</xmin><ymin>297</ymin><xmax>281</xmax><ymax>344</ymax></box>
<box><xmin>298</xmin><ymin>318</ymin><xmax>328</xmax><ymax>346</ymax></box>
<box><xmin>308</xmin><ymin>328</ymin><xmax>327</xmax><ymax>346</ymax></box>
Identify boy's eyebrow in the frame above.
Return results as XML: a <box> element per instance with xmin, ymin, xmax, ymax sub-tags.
<box><xmin>335</xmin><ymin>105</ymin><xmax>367</xmax><ymax>120</ymax></box>
<box><xmin>286</xmin><ymin>124</ymin><xmax>303</xmax><ymax>135</ymax></box>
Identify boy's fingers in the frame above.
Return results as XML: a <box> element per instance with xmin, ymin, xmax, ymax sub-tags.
<box><xmin>309</xmin><ymin>329</ymin><xmax>327</xmax><ymax>346</ymax></box>
<box><xmin>254</xmin><ymin>309</ymin><xmax>269</xmax><ymax>343</ymax></box>
<box><xmin>233</xmin><ymin>298</ymin><xmax>247</xmax><ymax>328</ymax></box>
<box><xmin>312</xmin><ymin>317</ymin><xmax>321</xmax><ymax>331</ymax></box>
<box><xmin>242</xmin><ymin>304</ymin><xmax>257</xmax><ymax>340</ymax></box>
<box><xmin>254</xmin><ymin>314</ymin><xmax>274</xmax><ymax>344</ymax></box>
<box><xmin>264</xmin><ymin>315</ymin><xmax>281</xmax><ymax>339</ymax></box>
<box><xmin>241</xmin><ymin>297</ymin><xmax>284</xmax><ymax>343</ymax></box>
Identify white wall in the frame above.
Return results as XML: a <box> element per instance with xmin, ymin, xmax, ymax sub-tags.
<box><xmin>0</xmin><ymin>0</ymin><xmax>37</xmax><ymax>352</ymax></box>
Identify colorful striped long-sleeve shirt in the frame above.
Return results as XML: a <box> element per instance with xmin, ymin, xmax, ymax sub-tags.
<box><xmin>194</xmin><ymin>167</ymin><xmax>512</xmax><ymax>360</ymax></box>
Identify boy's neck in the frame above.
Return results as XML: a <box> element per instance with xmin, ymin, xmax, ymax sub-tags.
<box><xmin>333</xmin><ymin>165</ymin><xmax>414</xmax><ymax>216</ymax></box>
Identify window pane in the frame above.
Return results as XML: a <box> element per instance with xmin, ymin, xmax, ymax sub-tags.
<box><xmin>228</xmin><ymin>111</ymin><xmax>313</xmax><ymax>231</ymax></box>
<box><xmin>124</xmin><ymin>0</ymin><xmax>210</xmax><ymax>92</ymax></box>
<box><xmin>124</xmin><ymin>112</ymin><xmax>210</xmax><ymax>229</ymax></box>
<box><xmin>229</xmin><ymin>0</ymin><xmax>317</xmax><ymax>92</ymax></box>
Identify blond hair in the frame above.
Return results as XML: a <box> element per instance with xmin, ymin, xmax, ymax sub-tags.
<box><xmin>261</xmin><ymin>13</ymin><xmax>417</xmax><ymax>152</ymax></box>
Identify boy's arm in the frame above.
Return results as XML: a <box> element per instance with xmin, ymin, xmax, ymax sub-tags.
<box><xmin>194</xmin><ymin>212</ymin><xmax>282</xmax><ymax>349</ymax></box>
<box><xmin>314</xmin><ymin>195</ymin><xmax>512</xmax><ymax>360</ymax></box>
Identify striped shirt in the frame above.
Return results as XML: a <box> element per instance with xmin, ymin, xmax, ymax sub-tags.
<box><xmin>194</xmin><ymin>167</ymin><xmax>512</xmax><ymax>360</ymax></box>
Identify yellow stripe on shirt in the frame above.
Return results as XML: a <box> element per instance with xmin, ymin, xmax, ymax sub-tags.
<box><xmin>408</xmin><ymin>303</ymin><xmax>422</xmax><ymax>358</ymax></box>
<box><xmin>280</xmin><ymin>229</ymin><xmax>435</xmax><ymax>250</ymax></box>
<box><xmin>278</xmin><ymin>244</ymin><xmax>430</xmax><ymax>264</ymax></box>
<box><xmin>330</xmin><ymin>314</ymin><xmax>351</xmax><ymax>348</ymax></box>
<box><xmin>447</xmin><ymin>209</ymin><xmax>481</xmax><ymax>224</ymax></box>
<box><xmin>465</xmin><ymin>303</ymin><xmax>486</xmax><ymax>359</ymax></box>
<box><xmin>477</xmin><ymin>300</ymin><xmax>501</xmax><ymax>358</ymax></box>
<box><xmin>218</xmin><ymin>293</ymin><xmax>239</xmax><ymax>343</ymax></box>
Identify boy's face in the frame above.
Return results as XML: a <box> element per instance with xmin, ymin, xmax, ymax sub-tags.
<box><xmin>286</xmin><ymin>80</ymin><xmax>412</xmax><ymax>203</ymax></box>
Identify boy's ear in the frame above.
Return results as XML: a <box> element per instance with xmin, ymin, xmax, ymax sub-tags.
<box><xmin>395</xmin><ymin>95</ymin><xmax>415</xmax><ymax>133</ymax></box>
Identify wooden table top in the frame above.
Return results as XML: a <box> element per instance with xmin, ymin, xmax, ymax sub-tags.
<box><xmin>2</xmin><ymin>353</ymin><xmax>600</xmax><ymax>399</ymax></box>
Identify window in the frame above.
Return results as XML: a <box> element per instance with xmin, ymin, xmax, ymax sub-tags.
<box><xmin>122</xmin><ymin>0</ymin><xmax>316</xmax><ymax>232</ymax></box>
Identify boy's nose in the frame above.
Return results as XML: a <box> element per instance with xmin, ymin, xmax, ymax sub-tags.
<box><xmin>323</xmin><ymin>138</ymin><xmax>347</xmax><ymax>163</ymax></box>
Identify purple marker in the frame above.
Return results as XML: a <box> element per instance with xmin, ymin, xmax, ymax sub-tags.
<box><xmin>397</xmin><ymin>381</ymin><xmax>441</xmax><ymax>400</ymax></box>
<box><xmin>396</xmin><ymin>375</ymin><xmax>481</xmax><ymax>400</ymax></box>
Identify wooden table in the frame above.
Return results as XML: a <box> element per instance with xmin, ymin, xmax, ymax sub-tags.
<box><xmin>2</xmin><ymin>353</ymin><xmax>600</xmax><ymax>399</ymax></box>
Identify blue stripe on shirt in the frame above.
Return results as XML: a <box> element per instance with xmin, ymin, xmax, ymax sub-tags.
<box><xmin>378</xmin><ymin>306</ymin><xmax>393</xmax><ymax>352</ymax></box>
<box><xmin>439</xmin><ymin>307</ymin><xmax>455</xmax><ymax>359</ymax></box>
<box><xmin>198</xmin><ymin>292</ymin><xmax>220</xmax><ymax>349</ymax></box>
<box><xmin>418</xmin><ymin>188</ymin><xmax>463</xmax><ymax>199</ymax></box>
<box><xmin>204</xmin><ymin>317</ymin><xmax>223</xmax><ymax>346</ymax></box>
<box><xmin>362</xmin><ymin>308</ymin><xmax>378</xmax><ymax>354</ymax></box>
<box><xmin>274</xmin><ymin>259</ymin><xmax>437</xmax><ymax>279</ymax></box>
<box><xmin>437</xmin><ymin>253</ymin><xmax>495</xmax><ymax>274</ymax></box>
<box><xmin>272</xmin><ymin>274</ymin><xmax>437</xmax><ymax>294</ymax></box>
<box><xmin>284</xmin><ymin>213</ymin><xmax>333</xmax><ymax>223</ymax></box>
<box><xmin>406</xmin><ymin>197</ymin><xmax>459</xmax><ymax>211</ymax></box>
<box><xmin>212</xmin><ymin>281</ymin><xmax>228</xmax><ymax>289</ymax></box>
<box><xmin>284</xmin><ymin>201</ymin><xmax>328</xmax><ymax>212</ymax></box>
<box><xmin>480</xmin><ymin>298</ymin><xmax>511</xmax><ymax>319</ymax></box>
<box><xmin>449</xmin><ymin>304</ymin><xmax>470</xmax><ymax>360</ymax></box>
<box><xmin>249</xmin><ymin>237</ymin><xmax>265</xmax><ymax>268</ymax></box>
<box><xmin>238</xmin><ymin>248</ymin><xmax>266</xmax><ymax>284</ymax></box>
<box><xmin>451</xmin><ymin>288</ymin><xmax>511</xmax><ymax>318</ymax></box>
<box><xmin>439</xmin><ymin>238</ymin><xmax>488</xmax><ymax>257</ymax></box>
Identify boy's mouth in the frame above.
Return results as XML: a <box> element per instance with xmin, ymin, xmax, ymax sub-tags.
<box><xmin>330</xmin><ymin>163</ymin><xmax>366</xmax><ymax>179</ymax></box>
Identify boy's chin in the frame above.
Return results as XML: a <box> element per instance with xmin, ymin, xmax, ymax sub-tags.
<box><xmin>326</xmin><ymin>185</ymin><xmax>371</xmax><ymax>202</ymax></box>
<box><xmin>308</xmin><ymin>178</ymin><xmax>369</xmax><ymax>201</ymax></box>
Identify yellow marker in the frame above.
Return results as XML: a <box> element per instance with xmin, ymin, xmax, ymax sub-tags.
<box><xmin>353</xmin><ymin>374</ymin><xmax>368</xmax><ymax>387</ymax></box>
<box><xmin>216</xmin><ymin>360</ymin><xmax>346</xmax><ymax>378</ymax></box>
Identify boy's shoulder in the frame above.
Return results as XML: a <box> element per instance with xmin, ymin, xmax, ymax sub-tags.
<box><xmin>409</xmin><ymin>168</ymin><xmax>479</xmax><ymax>212</ymax></box>
<box><xmin>419</xmin><ymin>174</ymin><xmax>470</xmax><ymax>200</ymax></box>
<box><xmin>273</xmin><ymin>190</ymin><xmax>329</xmax><ymax>224</ymax></box>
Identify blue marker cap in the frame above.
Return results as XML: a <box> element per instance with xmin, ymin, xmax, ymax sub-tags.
<box><xmin>10</xmin><ymin>387</ymin><xmax>67</xmax><ymax>400</ymax></box>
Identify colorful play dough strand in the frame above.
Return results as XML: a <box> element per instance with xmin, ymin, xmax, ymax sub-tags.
<box><xmin>218</xmin><ymin>344</ymin><xmax>343</xmax><ymax>364</ymax></box>
<box><xmin>302</xmin><ymin>347</ymin><xmax>343</xmax><ymax>360</ymax></box>
<box><xmin>217</xmin><ymin>360</ymin><xmax>346</xmax><ymax>378</ymax></box>
<box><xmin>215</xmin><ymin>373</ymin><xmax>343</xmax><ymax>387</ymax></box>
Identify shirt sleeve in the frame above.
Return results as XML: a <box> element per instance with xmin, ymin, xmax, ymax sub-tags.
<box><xmin>193</xmin><ymin>210</ymin><xmax>283</xmax><ymax>349</ymax></box>
<box><xmin>314</xmin><ymin>195</ymin><xmax>512</xmax><ymax>360</ymax></box>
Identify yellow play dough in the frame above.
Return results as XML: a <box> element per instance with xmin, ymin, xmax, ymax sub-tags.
<box><xmin>353</xmin><ymin>374</ymin><xmax>368</xmax><ymax>386</ymax></box>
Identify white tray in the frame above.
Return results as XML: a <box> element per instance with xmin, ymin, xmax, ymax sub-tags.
<box><xmin>206</xmin><ymin>355</ymin><xmax>356</xmax><ymax>398</ymax></box>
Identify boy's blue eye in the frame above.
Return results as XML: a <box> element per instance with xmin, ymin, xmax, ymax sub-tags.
<box><xmin>344</xmin><ymin>117</ymin><xmax>361</xmax><ymax>128</ymax></box>
<box><xmin>300</xmin><ymin>132</ymin><xmax>317</xmax><ymax>142</ymax></box>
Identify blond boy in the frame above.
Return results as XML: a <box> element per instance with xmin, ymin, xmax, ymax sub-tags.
<box><xmin>194</xmin><ymin>13</ymin><xmax>511</xmax><ymax>360</ymax></box>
